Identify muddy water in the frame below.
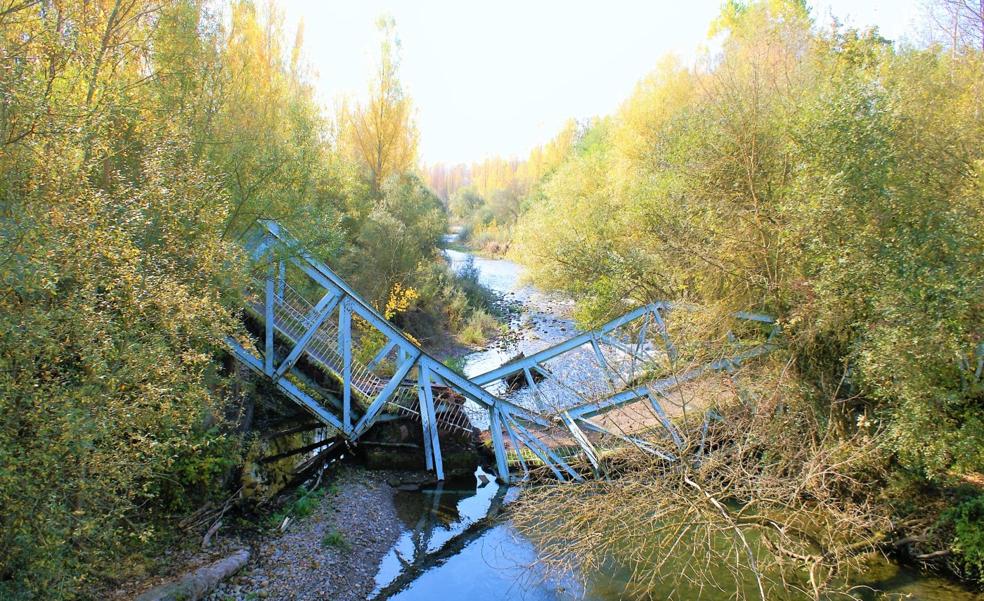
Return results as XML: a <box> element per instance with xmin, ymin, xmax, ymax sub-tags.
<box><xmin>367</xmin><ymin>247</ymin><xmax>981</xmax><ymax>601</ymax></box>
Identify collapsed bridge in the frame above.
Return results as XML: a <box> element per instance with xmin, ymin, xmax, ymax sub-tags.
<box><xmin>228</xmin><ymin>220</ymin><xmax>779</xmax><ymax>484</ymax></box>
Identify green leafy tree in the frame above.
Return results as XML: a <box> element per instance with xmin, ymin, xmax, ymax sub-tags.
<box><xmin>515</xmin><ymin>0</ymin><xmax>984</xmax><ymax>479</ymax></box>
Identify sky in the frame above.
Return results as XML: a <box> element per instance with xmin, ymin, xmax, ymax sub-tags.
<box><xmin>280</xmin><ymin>1</ymin><xmax>924</xmax><ymax>165</ymax></box>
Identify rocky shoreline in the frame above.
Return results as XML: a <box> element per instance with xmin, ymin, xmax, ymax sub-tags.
<box><xmin>120</xmin><ymin>468</ymin><xmax>429</xmax><ymax>601</ymax></box>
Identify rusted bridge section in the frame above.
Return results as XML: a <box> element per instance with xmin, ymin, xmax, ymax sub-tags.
<box><xmin>228</xmin><ymin>220</ymin><xmax>778</xmax><ymax>483</ymax></box>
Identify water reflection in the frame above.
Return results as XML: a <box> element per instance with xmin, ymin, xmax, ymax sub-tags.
<box><xmin>370</xmin><ymin>468</ymin><xmax>582</xmax><ymax>601</ymax></box>
<box><xmin>369</xmin><ymin>468</ymin><xmax>982</xmax><ymax>601</ymax></box>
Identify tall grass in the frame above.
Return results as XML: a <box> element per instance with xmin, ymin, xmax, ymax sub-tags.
<box><xmin>458</xmin><ymin>309</ymin><xmax>502</xmax><ymax>347</ymax></box>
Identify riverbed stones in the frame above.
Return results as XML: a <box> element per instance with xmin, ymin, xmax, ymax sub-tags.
<box><xmin>203</xmin><ymin>468</ymin><xmax>410</xmax><ymax>601</ymax></box>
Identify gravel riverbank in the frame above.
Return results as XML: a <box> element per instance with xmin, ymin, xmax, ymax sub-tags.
<box><xmin>121</xmin><ymin>467</ymin><xmax>426</xmax><ymax>601</ymax></box>
<box><xmin>206</xmin><ymin>468</ymin><xmax>422</xmax><ymax>601</ymax></box>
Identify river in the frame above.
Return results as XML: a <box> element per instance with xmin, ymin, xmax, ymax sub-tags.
<box><xmin>366</xmin><ymin>246</ymin><xmax>981</xmax><ymax>601</ymax></box>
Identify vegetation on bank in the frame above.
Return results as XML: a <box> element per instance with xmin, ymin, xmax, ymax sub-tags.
<box><xmin>461</xmin><ymin>0</ymin><xmax>981</xmax><ymax>594</ymax></box>
<box><xmin>0</xmin><ymin>2</ymin><xmax>490</xmax><ymax>598</ymax></box>
<box><xmin>1</xmin><ymin>0</ymin><xmax>981</xmax><ymax>598</ymax></box>
<box><xmin>425</xmin><ymin>122</ymin><xmax>578</xmax><ymax>255</ymax></box>
<box><xmin>511</xmin><ymin>0</ymin><xmax>984</xmax><ymax>482</ymax></box>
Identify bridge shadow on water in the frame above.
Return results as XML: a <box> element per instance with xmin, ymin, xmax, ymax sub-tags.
<box><xmin>368</xmin><ymin>467</ymin><xmax>585</xmax><ymax>601</ymax></box>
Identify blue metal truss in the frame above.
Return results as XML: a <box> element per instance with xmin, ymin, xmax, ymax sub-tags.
<box><xmin>470</xmin><ymin>302</ymin><xmax>778</xmax><ymax>459</ymax></box>
<box><xmin>228</xmin><ymin>220</ymin><xmax>779</xmax><ymax>485</ymax></box>
<box><xmin>228</xmin><ymin>220</ymin><xmax>565</xmax><ymax>484</ymax></box>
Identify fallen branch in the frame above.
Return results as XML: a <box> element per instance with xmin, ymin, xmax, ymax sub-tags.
<box><xmin>134</xmin><ymin>549</ymin><xmax>250</xmax><ymax>601</ymax></box>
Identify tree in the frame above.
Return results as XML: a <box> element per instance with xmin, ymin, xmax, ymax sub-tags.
<box><xmin>512</xmin><ymin>1</ymin><xmax>984</xmax><ymax>590</ymax></box>
<box><xmin>211</xmin><ymin>0</ymin><xmax>331</xmax><ymax>240</ymax></box>
<box><xmin>340</xmin><ymin>15</ymin><xmax>418</xmax><ymax>195</ymax></box>
<box><xmin>0</xmin><ymin>1</ymin><xmax>349</xmax><ymax>596</ymax></box>
<box><xmin>926</xmin><ymin>0</ymin><xmax>984</xmax><ymax>52</ymax></box>
<box><xmin>449</xmin><ymin>187</ymin><xmax>485</xmax><ymax>220</ymax></box>
<box><xmin>343</xmin><ymin>174</ymin><xmax>447</xmax><ymax>305</ymax></box>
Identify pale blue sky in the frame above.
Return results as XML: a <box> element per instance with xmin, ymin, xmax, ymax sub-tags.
<box><xmin>280</xmin><ymin>1</ymin><xmax>924</xmax><ymax>165</ymax></box>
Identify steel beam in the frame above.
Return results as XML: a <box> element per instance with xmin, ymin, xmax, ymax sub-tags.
<box><xmin>489</xmin><ymin>406</ymin><xmax>509</xmax><ymax>484</ymax></box>
<box><xmin>424</xmin><ymin>358</ymin><xmax>549</xmax><ymax>426</ymax></box>
<box><xmin>560</xmin><ymin>411</ymin><xmax>600</xmax><ymax>472</ymax></box>
<box><xmin>417</xmin><ymin>374</ymin><xmax>434</xmax><ymax>471</ymax></box>
<box><xmin>471</xmin><ymin>303</ymin><xmax>665</xmax><ymax>385</ymax></box>
<box><xmin>576</xmin><ymin>419</ymin><xmax>678</xmax><ymax>462</ymax></box>
<box><xmin>276</xmin><ymin>260</ymin><xmax>286</xmax><ymax>299</ymax></box>
<box><xmin>339</xmin><ymin>299</ymin><xmax>352</xmax><ymax>430</ymax></box>
<box><xmin>507</xmin><ymin>419</ymin><xmax>565</xmax><ymax>481</ymax></box>
<box><xmin>264</xmin><ymin>268</ymin><xmax>275</xmax><ymax>376</ymax></box>
<box><xmin>565</xmin><ymin>343</ymin><xmax>776</xmax><ymax>421</ymax></box>
<box><xmin>233</xmin><ymin>220</ymin><xmax>781</xmax><ymax>485</ymax></box>
<box><xmin>227</xmin><ymin>338</ymin><xmax>345</xmax><ymax>431</ymax></box>
<box><xmin>367</xmin><ymin>339</ymin><xmax>397</xmax><ymax>370</ymax></box>
<box><xmin>650</xmin><ymin>307</ymin><xmax>677</xmax><ymax>363</ymax></box>
<box><xmin>590</xmin><ymin>337</ymin><xmax>617</xmax><ymax>390</ymax></box>
<box><xmin>505</xmin><ymin>415</ymin><xmax>577</xmax><ymax>481</ymax></box>
<box><xmin>418</xmin><ymin>364</ymin><xmax>444</xmax><ymax>480</ymax></box>
<box><xmin>500</xmin><ymin>415</ymin><xmax>529</xmax><ymax>480</ymax></box>
<box><xmin>647</xmin><ymin>391</ymin><xmax>684</xmax><ymax>448</ymax></box>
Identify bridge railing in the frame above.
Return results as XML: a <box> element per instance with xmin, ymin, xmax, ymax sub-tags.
<box><xmin>228</xmin><ymin>219</ymin><xmax>779</xmax><ymax>484</ymax></box>
<box><xmin>228</xmin><ymin>220</ymin><xmax>582</xmax><ymax>483</ymax></box>
<box><xmin>470</xmin><ymin>302</ymin><xmax>779</xmax><ymax>469</ymax></box>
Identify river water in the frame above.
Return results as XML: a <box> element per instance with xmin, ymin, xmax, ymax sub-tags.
<box><xmin>367</xmin><ymin>247</ymin><xmax>981</xmax><ymax>601</ymax></box>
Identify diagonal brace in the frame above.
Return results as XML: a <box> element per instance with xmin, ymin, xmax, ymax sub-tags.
<box><xmin>274</xmin><ymin>291</ymin><xmax>343</xmax><ymax>381</ymax></box>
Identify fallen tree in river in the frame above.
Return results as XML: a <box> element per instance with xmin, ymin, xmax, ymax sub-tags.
<box><xmin>511</xmin><ymin>356</ymin><xmax>908</xmax><ymax>601</ymax></box>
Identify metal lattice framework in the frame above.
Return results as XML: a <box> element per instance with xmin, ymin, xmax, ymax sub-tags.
<box><xmin>227</xmin><ymin>220</ymin><xmax>779</xmax><ymax>484</ymax></box>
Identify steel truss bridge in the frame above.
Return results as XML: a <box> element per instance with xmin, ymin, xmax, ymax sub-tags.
<box><xmin>228</xmin><ymin>220</ymin><xmax>779</xmax><ymax>484</ymax></box>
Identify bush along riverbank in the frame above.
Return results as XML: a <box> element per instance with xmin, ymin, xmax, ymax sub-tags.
<box><xmin>511</xmin><ymin>371</ymin><xmax>984</xmax><ymax>599</ymax></box>
<box><xmin>420</xmin><ymin>1</ymin><xmax>984</xmax><ymax>596</ymax></box>
<box><xmin>0</xmin><ymin>1</ymin><xmax>507</xmax><ymax>598</ymax></box>
<box><xmin>100</xmin><ymin>241</ymin><xmax>984</xmax><ymax>601</ymax></box>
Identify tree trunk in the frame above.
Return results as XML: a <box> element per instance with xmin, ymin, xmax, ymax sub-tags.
<box><xmin>134</xmin><ymin>549</ymin><xmax>250</xmax><ymax>601</ymax></box>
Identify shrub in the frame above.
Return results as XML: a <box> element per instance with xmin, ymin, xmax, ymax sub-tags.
<box><xmin>942</xmin><ymin>494</ymin><xmax>984</xmax><ymax>581</ymax></box>
<box><xmin>0</xmin><ymin>147</ymin><xmax>245</xmax><ymax>597</ymax></box>
<box><xmin>458</xmin><ymin>309</ymin><xmax>502</xmax><ymax>347</ymax></box>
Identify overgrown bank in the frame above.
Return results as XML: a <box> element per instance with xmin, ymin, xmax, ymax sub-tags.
<box><xmin>2</xmin><ymin>0</ymin><xmax>983</xmax><ymax>599</ymax></box>
<box><xmin>491</xmin><ymin>1</ymin><xmax>984</xmax><ymax>594</ymax></box>
<box><xmin>0</xmin><ymin>2</ymin><xmax>493</xmax><ymax>598</ymax></box>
